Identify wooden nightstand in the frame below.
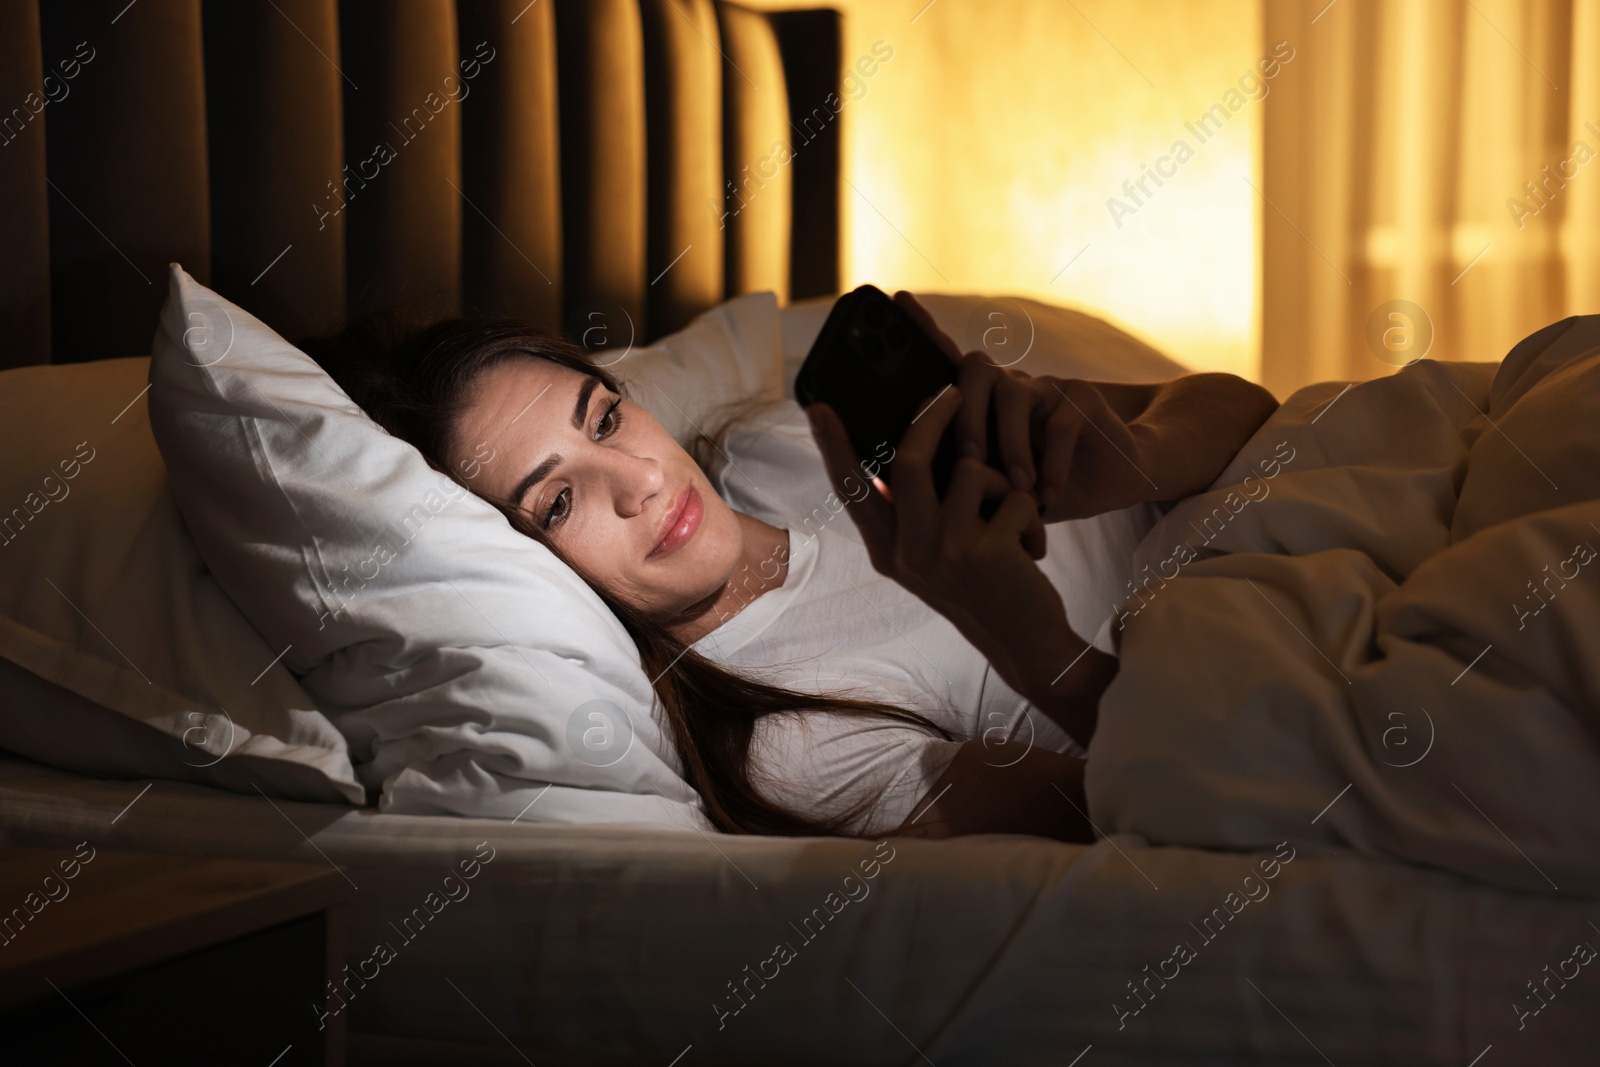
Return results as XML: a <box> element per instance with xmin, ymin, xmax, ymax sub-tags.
<box><xmin>0</xmin><ymin>844</ymin><xmax>350</xmax><ymax>1067</ymax></box>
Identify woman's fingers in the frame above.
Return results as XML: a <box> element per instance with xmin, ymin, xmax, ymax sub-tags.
<box><xmin>954</xmin><ymin>358</ymin><xmax>1057</xmax><ymax>494</ymax></box>
<box><xmin>954</xmin><ymin>351</ymin><xmax>1000</xmax><ymax>462</ymax></box>
<box><xmin>1023</xmin><ymin>508</ymin><xmax>1047</xmax><ymax>560</ymax></box>
<box><xmin>942</xmin><ymin>460</ymin><xmax>1046</xmax><ymax>561</ymax></box>
<box><xmin>890</xmin><ymin>385</ymin><xmax>965</xmax><ymax>570</ymax></box>
<box><xmin>985</xmin><ymin>488</ymin><xmax>1049</xmax><ymax>559</ymax></box>
<box><xmin>992</xmin><ymin>372</ymin><xmax>1041</xmax><ymax>491</ymax></box>
<box><xmin>1037</xmin><ymin>394</ymin><xmax>1086</xmax><ymax>518</ymax></box>
<box><xmin>804</xmin><ymin>403</ymin><xmax>897</xmax><ymax>565</ymax></box>
<box><xmin>941</xmin><ymin>457</ymin><xmax>1014</xmax><ymax>543</ymax></box>
<box><xmin>1035</xmin><ymin>379</ymin><xmax>1145</xmax><ymax>521</ymax></box>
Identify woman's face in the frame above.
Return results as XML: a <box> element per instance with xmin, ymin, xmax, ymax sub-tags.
<box><xmin>448</xmin><ymin>357</ymin><xmax>745</xmax><ymax>618</ymax></box>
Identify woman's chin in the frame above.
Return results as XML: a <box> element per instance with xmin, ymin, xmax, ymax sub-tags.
<box><xmin>644</xmin><ymin>527</ymin><xmax>740</xmax><ymax>616</ymax></box>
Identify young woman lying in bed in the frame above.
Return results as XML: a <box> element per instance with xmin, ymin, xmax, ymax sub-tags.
<box><xmin>305</xmin><ymin>293</ymin><xmax>1278</xmax><ymax>842</ymax></box>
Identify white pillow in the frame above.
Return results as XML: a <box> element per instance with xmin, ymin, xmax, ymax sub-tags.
<box><xmin>0</xmin><ymin>356</ymin><xmax>363</xmax><ymax>803</ymax></box>
<box><xmin>610</xmin><ymin>293</ymin><xmax>784</xmax><ymax>448</ymax></box>
<box><xmin>147</xmin><ymin>265</ymin><xmax>785</xmax><ymax>826</ymax></box>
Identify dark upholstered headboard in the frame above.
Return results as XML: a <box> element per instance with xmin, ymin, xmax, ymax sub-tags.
<box><xmin>0</xmin><ymin>0</ymin><xmax>842</xmax><ymax>367</ymax></box>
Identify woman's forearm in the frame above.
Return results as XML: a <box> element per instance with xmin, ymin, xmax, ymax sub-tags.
<box><xmin>1124</xmin><ymin>373</ymin><xmax>1280</xmax><ymax>504</ymax></box>
<box><xmin>983</xmin><ymin>620</ymin><xmax>1116</xmax><ymax>750</ymax></box>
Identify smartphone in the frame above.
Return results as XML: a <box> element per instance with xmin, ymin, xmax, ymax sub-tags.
<box><xmin>795</xmin><ymin>284</ymin><xmax>973</xmax><ymax>502</ymax></box>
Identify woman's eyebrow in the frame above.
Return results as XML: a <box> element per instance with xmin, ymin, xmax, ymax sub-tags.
<box><xmin>509</xmin><ymin>376</ymin><xmax>602</xmax><ymax>505</ymax></box>
<box><xmin>569</xmin><ymin>376</ymin><xmax>601</xmax><ymax>431</ymax></box>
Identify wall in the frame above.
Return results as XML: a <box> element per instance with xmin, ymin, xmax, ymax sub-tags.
<box><xmin>747</xmin><ymin>0</ymin><xmax>1266</xmax><ymax>380</ymax></box>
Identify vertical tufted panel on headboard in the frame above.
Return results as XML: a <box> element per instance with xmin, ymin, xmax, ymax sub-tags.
<box><xmin>716</xmin><ymin>3</ymin><xmax>792</xmax><ymax>304</ymax></box>
<box><xmin>0</xmin><ymin>0</ymin><xmax>49</xmax><ymax>368</ymax></box>
<box><xmin>555</xmin><ymin>0</ymin><xmax>649</xmax><ymax>341</ymax></box>
<box><xmin>40</xmin><ymin>0</ymin><xmax>211</xmax><ymax>364</ymax></box>
<box><xmin>203</xmin><ymin>0</ymin><xmax>347</xmax><ymax>343</ymax></box>
<box><xmin>339</xmin><ymin>0</ymin><xmax>462</xmax><ymax>319</ymax></box>
<box><xmin>639</xmin><ymin>0</ymin><xmax>726</xmax><ymax>338</ymax></box>
<box><xmin>457</xmin><ymin>0</ymin><xmax>563</xmax><ymax>327</ymax></box>
<box><xmin>769</xmin><ymin>9</ymin><xmax>842</xmax><ymax>300</ymax></box>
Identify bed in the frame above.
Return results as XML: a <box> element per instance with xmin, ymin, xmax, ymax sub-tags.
<box><xmin>2</xmin><ymin>2</ymin><xmax>1598</xmax><ymax>1064</ymax></box>
<box><xmin>6</xmin><ymin>755</ymin><xmax>1598</xmax><ymax>1066</ymax></box>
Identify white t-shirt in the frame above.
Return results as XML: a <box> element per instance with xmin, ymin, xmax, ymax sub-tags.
<box><xmin>690</xmin><ymin>401</ymin><xmax>1160</xmax><ymax>835</ymax></box>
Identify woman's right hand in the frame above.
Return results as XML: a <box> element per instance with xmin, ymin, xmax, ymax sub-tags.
<box><xmin>805</xmin><ymin>387</ymin><xmax>1112</xmax><ymax>745</ymax></box>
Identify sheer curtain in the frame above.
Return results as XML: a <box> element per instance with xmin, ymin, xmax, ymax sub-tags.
<box><xmin>1261</xmin><ymin>0</ymin><xmax>1600</xmax><ymax>397</ymax></box>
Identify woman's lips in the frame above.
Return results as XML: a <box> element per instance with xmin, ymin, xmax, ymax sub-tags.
<box><xmin>649</xmin><ymin>484</ymin><xmax>702</xmax><ymax>559</ymax></box>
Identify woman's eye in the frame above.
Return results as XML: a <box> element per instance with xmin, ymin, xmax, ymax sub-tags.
<box><xmin>540</xmin><ymin>395</ymin><xmax>620</xmax><ymax>530</ymax></box>
<box><xmin>597</xmin><ymin>397</ymin><xmax>624</xmax><ymax>438</ymax></box>
<box><xmin>544</xmin><ymin>487</ymin><xmax>570</xmax><ymax>529</ymax></box>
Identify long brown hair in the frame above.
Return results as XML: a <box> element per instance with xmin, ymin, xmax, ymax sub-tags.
<box><xmin>302</xmin><ymin>311</ymin><xmax>951</xmax><ymax>836</ymax></box>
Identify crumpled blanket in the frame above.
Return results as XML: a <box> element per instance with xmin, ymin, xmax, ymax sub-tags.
<box><xmin>1086</xmin><ymin>316</ymin><xmax>1600</xmax><ymax>895</ymax></box>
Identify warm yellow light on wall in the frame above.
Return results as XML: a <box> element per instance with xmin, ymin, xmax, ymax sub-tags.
<box><xmin>746</xmin><ymin>0</ymin><xmax>1265</xmax><ymax>380</ymax></box>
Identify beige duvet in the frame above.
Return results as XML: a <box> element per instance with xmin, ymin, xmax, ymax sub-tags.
<box><xmin>1089</xmin><ymin>315</ymin><xmax>1600</xmax><ymax>896</ymax></box>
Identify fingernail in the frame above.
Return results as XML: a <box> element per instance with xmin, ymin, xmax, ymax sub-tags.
<box><xmin>962</xmin><ymin>439</ymin><xmax>981</xmax><ymax>459</ymax></box>
<box><xmin>1010</xmin><ymin>464</ymin><xmax>1030</xmax><ymax>489</ymax></box>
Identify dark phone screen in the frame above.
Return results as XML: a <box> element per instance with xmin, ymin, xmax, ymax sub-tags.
<box><xmin>794</xmin><ymin>285</ymin><xmax>964</xmax><ymax>498</ymax></box>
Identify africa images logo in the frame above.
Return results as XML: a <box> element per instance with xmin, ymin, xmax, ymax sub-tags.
<box><xmin>566</xmin><ymin>700</ymin><xmax>635</xmax><ymax>768</ymax></box>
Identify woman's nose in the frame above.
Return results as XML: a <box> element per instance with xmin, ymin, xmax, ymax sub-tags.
<box><xmin>611</xmin><ymin>452</ymin><xmax>664</xmax><ymax>517</ymax></box>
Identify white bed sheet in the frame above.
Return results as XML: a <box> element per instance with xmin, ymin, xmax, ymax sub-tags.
<box><xmin>2</xmin><ymin>755</ymin><xmax>1594</xmax><ymax>1065</ymax></box>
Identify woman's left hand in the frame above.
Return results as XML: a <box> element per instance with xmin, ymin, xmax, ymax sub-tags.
<box><xmin>893</xmin><ymin>290</ymin><xmax>1280</xmax><ymax>523</ymax></box>
<box><xmin>950</xmin><ymin>357</ymin><xmax>1152</xmax><ymax>521</ymax></box>
<box><xmin>890</xmin><ymin>291</ymin><xmax>1151</xmax><ymax>523</ymax></box>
